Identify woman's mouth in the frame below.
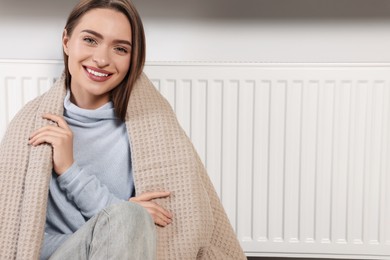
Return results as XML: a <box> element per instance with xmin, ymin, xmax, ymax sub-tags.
<box><xmin>84</xmin><ymin>66</ymin><xmax>113</xmax><ymax>82</ymax></box>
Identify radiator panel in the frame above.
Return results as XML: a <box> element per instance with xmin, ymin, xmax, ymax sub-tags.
<box><xmin>1</xmin><ymin>60</ymin><xmax>389</xmax><ymax>259</ymax></box>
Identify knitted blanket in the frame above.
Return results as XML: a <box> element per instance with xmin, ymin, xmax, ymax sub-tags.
<box><xmin>0</xmin><ymin>73</ymin><xmax>246</xmax><ymax>260</ymax></box>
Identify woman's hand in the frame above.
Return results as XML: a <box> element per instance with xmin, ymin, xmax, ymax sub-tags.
<box><xmin>28</xmin><ymin>113</ymin><xmax>74</xmax><ymax>175</ymax></box>
<box><xmin>129</xmin><ymin>191</ymin><xmax>173</xmax><ymax>227</ymax></box>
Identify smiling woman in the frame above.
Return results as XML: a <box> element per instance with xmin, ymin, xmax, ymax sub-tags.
<box><xmin>62</xmin><ymin>0</ymin><xmax>145</xmax><ymax>119</ymax></box>
<box><xmin>28</xmin><ymin>2</ymin><xmax>159</xmax><ymax>259</ymax></box>
<box><xmin>62</xmin><ymin>8</ymin><xmax>133</xmax><ymax>110</ymax></box>
<box><xmin>0</xmin><ymin>0</ymin><xmax>245</xmax><ymax>259</ymax></box>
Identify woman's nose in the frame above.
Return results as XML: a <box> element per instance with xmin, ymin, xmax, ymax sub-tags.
<box><xmin>92</xmin><ymin>47</ymin><xmax>110</xmax><ymax>67</ymax></box>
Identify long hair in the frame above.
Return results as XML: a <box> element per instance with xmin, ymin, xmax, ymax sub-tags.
<box><xmin>63</xmin><ymin>0</ymin><xmax>145</xmax><ymax>121</ymax></box>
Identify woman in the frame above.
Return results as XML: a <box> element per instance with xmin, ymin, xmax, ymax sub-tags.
<box><xmin>29</xmin><ymin>1</ymin><xmax>171</xmax><ymax>259</ymax></box>
<box><xmin>0</xmin><ymin>0</ymin><xmax>246</xmax><ymax>259</ymax></box>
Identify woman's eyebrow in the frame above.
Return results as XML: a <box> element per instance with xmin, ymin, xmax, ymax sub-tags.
<box><xmin>81</xmin><ymin>29</ymin><xmax>132</xmax><ymax>46</ymax></box>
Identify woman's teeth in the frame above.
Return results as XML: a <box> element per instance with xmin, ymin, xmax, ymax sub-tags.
<box><xmin>86</xmin><ymin>68</ymin><xmax>109</xmax><ymax>77</ymax></box>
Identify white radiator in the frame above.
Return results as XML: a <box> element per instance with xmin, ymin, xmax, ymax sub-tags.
<box><xmin>1</xmin><ymin>60</ymin><xmax>389</xmax><ymax>259</ymax></box>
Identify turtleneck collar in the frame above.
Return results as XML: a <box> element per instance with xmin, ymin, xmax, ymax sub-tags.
<box><xmin>63</xmin><ymin>89</ymin><xmax>117</xmax><ymax>123</ymax></box>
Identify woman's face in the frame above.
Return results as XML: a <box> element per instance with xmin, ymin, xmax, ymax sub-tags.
<box><xmin>63</xmin><ymin>8</ymin><xmax>132</xmax><ymax>109</ymax></box>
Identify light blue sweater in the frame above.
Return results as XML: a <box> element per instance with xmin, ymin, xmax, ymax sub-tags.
<box><xmin>41</xmin><ymin>91</ymin><xmax>134</xmax><ymax>259</ymax></box>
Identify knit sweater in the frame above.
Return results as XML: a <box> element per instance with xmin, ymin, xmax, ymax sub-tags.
<box><xmin>41</xmin><ymin>90</ymin><xmax>133</xmax><ymax>259</ymax></box>
<box><xmin>0</xmin><ymin>72</ymin><xmax>246</xmax><ymax>259</ymax></box>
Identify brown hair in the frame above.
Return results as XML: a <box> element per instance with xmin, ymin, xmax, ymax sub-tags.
<box><xmin>63</xmin><ymin>0</ymin><xmax>145</xmax><ymax>121</ymax></box>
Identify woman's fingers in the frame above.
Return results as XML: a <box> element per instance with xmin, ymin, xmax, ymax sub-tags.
<box><xmin>29</xmin><ymin>131</ymin><xmax>63</xmax><ymax>146</ymax></box>
<box><xmin>42</xmin><ymin>113</ymin><xmax>71</xmax><ymax>130</ymax></box>
<box><xmin>145</xmin><ymin>200</ymin><xmax>173</xmax><ymax>220</ymax></box>
<box><xmin>137</xmin><ymin>201</ymin><xmax>172</xmax><ymax>226</ymax></box>
<box><xmin>129</xmin><ymin>191</ymin><xmax>173</xmax><ymax>227</ymax></box>
<box><xmin>29</xmin><ymin>125</ymin><xmax>67</xmax><ymax>141</ymax></box>
<box><xmin>135</xmin><ymin>191</ymin><xmax>171</xmax><ymax>201</ymax></box>
<box><xmin>28</xmin><ymin>113</ymin><xmax>74</xmax><ymax>175</ymax></box>
<box><xmin>145</xmin><ymin>202</ymin><xmax>173</xmax><ymax>227</ymax></box>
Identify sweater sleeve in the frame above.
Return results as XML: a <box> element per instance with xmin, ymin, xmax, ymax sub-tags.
<box><xmin>57</xmin><ymin>162</ymin><xmax>124</xmax><ymax>219</ymax></box>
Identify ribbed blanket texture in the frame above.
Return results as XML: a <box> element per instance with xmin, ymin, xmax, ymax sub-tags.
<box><xmin>0</xmin><ymin>73</ymin><xmax>246</xmax><ymax>259</ymax></box>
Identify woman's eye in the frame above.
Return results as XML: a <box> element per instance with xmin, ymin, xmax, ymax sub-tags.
<box><xmin>115</xmin><ymin>47</ymin><xmax>128</xmax><ymax>54</ymax></box>
<box><xmin>83</xmin><ymin>37</ymin><xmax>97</xmax><ymax>45</ymax></box>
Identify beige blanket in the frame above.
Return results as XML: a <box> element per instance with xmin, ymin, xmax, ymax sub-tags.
<box><xmin>0</xmin><ymin>73</ymin><xmax>246</xmax><ymax>259</ymax></box>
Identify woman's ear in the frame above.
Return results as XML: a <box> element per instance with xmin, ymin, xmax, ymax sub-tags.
<box><xmin>62</xmin><ymin>29</ymin><xmax>69</xmax><ymax>55</ymax></box>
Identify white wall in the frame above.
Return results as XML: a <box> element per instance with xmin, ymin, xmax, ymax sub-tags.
<box><xmin>1</xmin><ymin>0</ymin><xmax>390</xmax><ymax>62</ymax></box>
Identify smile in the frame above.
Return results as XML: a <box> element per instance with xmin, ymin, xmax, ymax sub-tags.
<box><xmin>86</xmin><ymin>68</ymin><xmax>109</xmax><ymax>77</ymax></box>
<box><xmin>84</xmin><ymin>66</ymin><xmax>113</xmax><ymax>82</ymax></box>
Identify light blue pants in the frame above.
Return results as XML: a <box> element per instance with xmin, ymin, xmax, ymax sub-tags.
<box><xmin>49</xmin><ymin>202</ymin><xmax>157</xmax><ymax>260</ymax></box>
